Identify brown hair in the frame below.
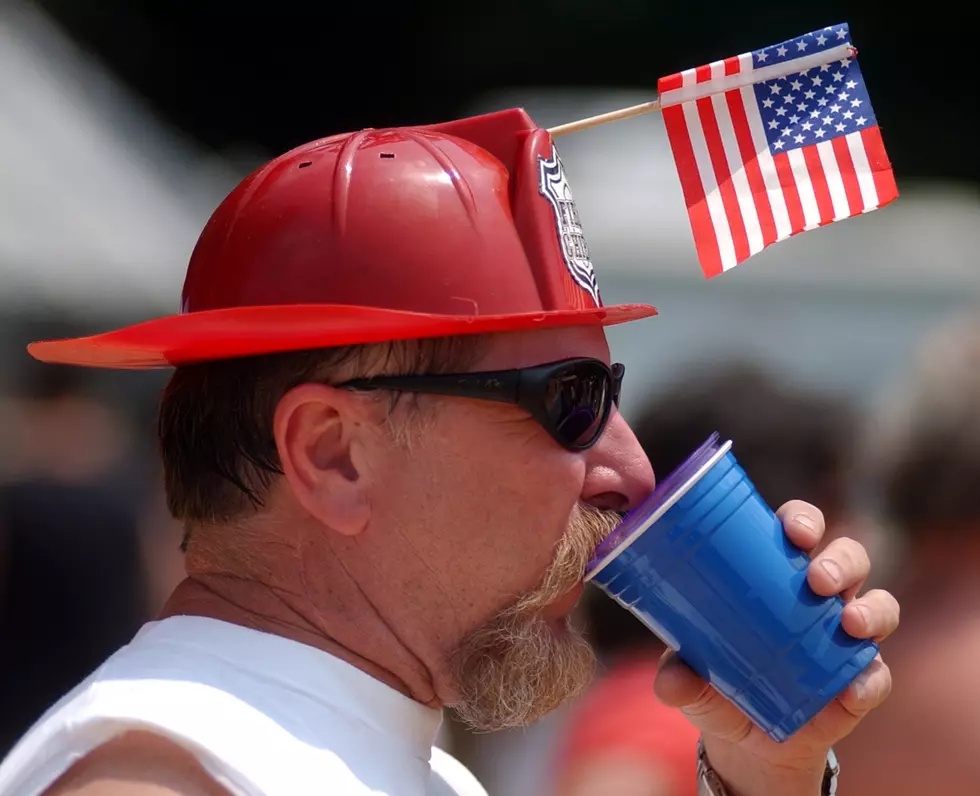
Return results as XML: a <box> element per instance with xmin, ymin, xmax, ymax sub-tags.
<box><xmin>158</xmin><ymin>336</ymin><xmax>488</xmax><ymax>535</ymax></box>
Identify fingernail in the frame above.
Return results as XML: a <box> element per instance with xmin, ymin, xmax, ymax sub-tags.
<box><xmin>854</xmin><ymin>603</ymin><xmax>872</xmax><ymax>631</ymax></box>
<box><xmin>820</xmin><ymin>559</ymin><xmax>842</xmax><ymax>584</ymax></box>
<box><xmin>793</xmin><ymin>513</ymin><xmax>816</xmax><ymax>531</ymax></box>
<box><xmin>850</xmin><ymin>672</ymin><xmax>868</xmax><ymax>701</ymax></box>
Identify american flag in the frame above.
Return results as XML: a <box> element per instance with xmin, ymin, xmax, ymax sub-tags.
<box><xmin>658</xmin><ymin>23</ymin><xmax>898</xmax><ymax>278</ymax></box>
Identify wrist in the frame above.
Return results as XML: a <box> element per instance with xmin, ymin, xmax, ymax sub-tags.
<box><xmin>698</xmin><ymin>737</ymin><xmax>834</xmax><ymax>796</ymax></box>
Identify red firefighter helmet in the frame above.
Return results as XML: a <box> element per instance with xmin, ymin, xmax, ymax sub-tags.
<box><xmin>27</xmin><ymin>108</ymin><xmax>656</xmax><ymax>369</ymax></box>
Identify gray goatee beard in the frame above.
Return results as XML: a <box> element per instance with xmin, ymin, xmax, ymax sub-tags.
<box><xmin>448</xmin><ymin>505</ymin><xmax>622</xmax><ymax>732</ymax></box>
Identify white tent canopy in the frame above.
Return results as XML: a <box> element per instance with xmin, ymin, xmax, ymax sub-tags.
<box><xmin>0</xmin><ymin>2</ymin><xmax>245</xmax><ymax>315</ymax></box>
<box><xmin>469</xmin><ymin>89</ymin><xmax>980</xmax><ymax>296</ymax></box>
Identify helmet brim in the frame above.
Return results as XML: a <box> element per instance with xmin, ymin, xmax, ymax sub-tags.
<box><xmin>26</xmin><ymin>302</ymin><xmax>658</xmax><ymax>369</ymax></box>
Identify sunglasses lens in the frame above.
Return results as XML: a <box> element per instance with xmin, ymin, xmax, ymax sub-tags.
<box><xmin>544</xmin><ymin>362</ymin><xmax>611</xmax><ymax>448</ymax></box>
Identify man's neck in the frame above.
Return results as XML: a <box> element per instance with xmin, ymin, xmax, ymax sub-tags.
<box><xmin>159</xmin><ymin>574</ymin><xmax>443</xmax><ymax>710</ymax></box>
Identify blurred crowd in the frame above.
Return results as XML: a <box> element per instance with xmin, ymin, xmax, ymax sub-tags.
<box><xmin>3</xmin><ymin>309</ymin><xmax>980</xmax><ymax>795</ymax></box>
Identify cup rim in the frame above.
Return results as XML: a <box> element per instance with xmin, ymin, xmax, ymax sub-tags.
<box><xmin>584</xmin><ymin>437</ymin><xmax>733</xmax><ymax>581</ymax></box>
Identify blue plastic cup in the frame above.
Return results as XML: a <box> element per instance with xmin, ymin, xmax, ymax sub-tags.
<box><xmin>585</xmin><ymin>433</ymin><xmax>878</xmax><ymax>742</ymax></box>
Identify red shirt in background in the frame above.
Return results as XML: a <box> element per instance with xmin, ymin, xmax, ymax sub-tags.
<box><xmin>553</xmin><ymin>653</ymin><xmax>700</xmax><ymax>796</ymax></box>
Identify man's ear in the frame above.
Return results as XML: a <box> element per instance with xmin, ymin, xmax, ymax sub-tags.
<box><xmin>273</xmin><ymin>383</ymin><xmax>372</xmax><ymax>536</ymax></box>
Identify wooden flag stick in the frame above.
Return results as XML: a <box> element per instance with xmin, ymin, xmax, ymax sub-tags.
<box><xmin>547</xmin><ymin>99</ymin><xmax>662</xmax><ymax>137</ymax></box>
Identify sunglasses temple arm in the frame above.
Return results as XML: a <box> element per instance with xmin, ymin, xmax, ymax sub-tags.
<box><xmin>346</xmin><ymin>373</ymin><xmax>523</xmax><ymax>406</ymax></box>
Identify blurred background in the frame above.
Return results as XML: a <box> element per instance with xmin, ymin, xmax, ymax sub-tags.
<box><xmin>1</xmin><ymin>1</ymin><xmax>977</xmax><ymax>794</ymax></box>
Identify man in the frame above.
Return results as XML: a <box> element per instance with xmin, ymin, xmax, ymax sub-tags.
<box><xmin>833</xmin><ymin>314</ymin><xmax>980</xmax><ymax>795</ymax></box>
<box><xmin>0</xmin><ymin>108</ymin><xmax>898</xmax><ymax>796</ymax></box>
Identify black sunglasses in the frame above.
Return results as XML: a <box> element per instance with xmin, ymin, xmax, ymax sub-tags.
<box><xmin>338</xmin><ymin>357</ymin><xmax>624</xmax><ymax>451</ymax></box>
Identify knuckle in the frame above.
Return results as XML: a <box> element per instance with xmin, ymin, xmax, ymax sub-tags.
<box><xmin>873</xmin><ymin>664</ymin><xmax>893</xmax><ymax>704</ymax></box>
<box><xmin>841</xmin><ymin>660</ymin><xmax>891</xmax><ymax>713</ymax></box>
<box><xmin>834</xmin><ymin>537</ymin><xmax>870</xmax><ymax>571</ymax></box>
<box><xmin>880</xmin><ymin>588</ymin><xmax>901</xmax><ymax>614</ymax></box>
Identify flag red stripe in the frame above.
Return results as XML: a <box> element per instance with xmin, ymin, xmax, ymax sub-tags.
<box><xmin>695</xmin><ymin>65</ymin><xmax>712</xmax><ymax>83</ymax></box>
<box><xmin>662</xmin><ymin>104</ymin><xmax>723</xmax><ymax>277</ymax></box>
<box><xmin>696</xmin><ymin>97</ymin><xmax>750</xmax><ymax>265</ymax></box>
<box><xmin>861</xmin><ymin>126</ymin><xmax>899</xmax><ymax>207</ymax></box>
<box><xmin>726</xmin><ymin>90</ymin><xmax>777</xmax><ymax>246</ymax></box>
<box><xmin>801</xmin><ymin>145</ymin><xmax>834</xmax><ymax>226</ymax></box>
<box><xmin>772</xmin><ymin>152</ymin><xmax>806</xmax><ymax>235</ymax></box>
<box><xmin>831</xmin><ymin>135</ymin><xmax>864</xmax><ymax>217</ymax></box>
<box><xmin>658</xmin><ymin>72</ymin><xmax>683</xmax><ymax>92</ymax></box>
<box><xmin>723</xmin><ymin>56</ymin><xmax>741</xmax><ymax>75</ymax></box>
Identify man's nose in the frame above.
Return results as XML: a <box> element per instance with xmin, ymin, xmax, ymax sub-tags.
<box><xmin>579</xmin><ymin>411</ymin><xmax>655</xmax><ymax>512</ymax></box>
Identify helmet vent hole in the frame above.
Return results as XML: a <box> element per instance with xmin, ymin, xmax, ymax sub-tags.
<box><xmin>297</xmin><ymin>161</ymin><xmax>313</xmax><ymax>168</ymax></box>
<box><xmin>379</xmin><ymin>153</ymin><xmax>395</xmax><ymax>159</ymax></box>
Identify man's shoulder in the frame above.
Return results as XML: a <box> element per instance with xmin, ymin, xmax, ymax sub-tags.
<box><xmin>37</xmin><ymin>734</ymin><xmax>488</xmax><ymax>796</ymax></box>
<box><xmin>429</xmin><ymin>747</ymin><xmax>488</xmax><ymax>796</ymax></box>
<box><xmin>41</xmin><ymin>731</ymin><xmax>234</xmax><ymax>796</ymax></box>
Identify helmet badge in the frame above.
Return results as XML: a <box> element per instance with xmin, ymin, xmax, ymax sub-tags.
<box><xmin>537</xmin><ymin>144</ymin><xmax>601</xmax><ymax>307</ymax></box>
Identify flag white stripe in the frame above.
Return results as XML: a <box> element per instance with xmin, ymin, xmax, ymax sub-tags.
<box><xmin>845</xmin><ymin>130</ymin><xmax>879</xmax><ymax>211</ymax></box>
<box><xmin>681</xmin><ymin>71</ymin><xmax>737</xmax><ymax>270</ymax></box>
<box><xmin>816</xmin><ymin>139</ymin><xmax>850</xmax><ymax>220</ymax></box>
<box><xmin>709</xmin><ymin>60</ymin><xmax>764</xmax><ymax>259</ymax></box>
<box><xmin>660</xmin><ymin>44</ymin><xmax>853</xmax><ymax>107</ymax></box>
<box><xmin>787</xmin><ymin>147</ymin><xmax>821</xmax><ymax>229</ymax></box>
<box><xmin>736</xmin><ymin>54</ymin><xmax>793</xmax><ymax>241</ymax></box>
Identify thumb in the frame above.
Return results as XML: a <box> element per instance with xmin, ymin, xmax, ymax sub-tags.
<box><xmin>654</xmin><ymin>649</ymin><xmax>752</xmax><ymax>742</ymax></box>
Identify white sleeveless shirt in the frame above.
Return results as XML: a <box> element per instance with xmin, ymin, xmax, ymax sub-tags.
<box><xmin>0</xmin><ymin>616</ymin><xmax>488</xmax><ymax>796</ymax></box>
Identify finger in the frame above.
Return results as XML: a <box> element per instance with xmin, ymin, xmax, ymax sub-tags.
<box><xmin>775</xmin><ymin>500</ymin><xmax>825</xmax><ymax>553</ymax></box>
<box><xmin>841</xmin><ymin>589</ymin><xmax>901</xmax><ymax>642</ymax></box>
<box><xmin>653</xmin><ymin>649</ymin><xmax>708</xmax><ymax>707</ymax></box>
<box><xmin>807</xmin><ymin>536</ymin><xmax>870</xmax><ymax>600</ymax></box>
<box><xmin>653</xmin><ymin>650</ymin><xmax>751</xmax><ymax>742</ymax></box>
<box><xmin>837</xmin><ymin>655</ymin><xmax>892</xmax><ymax>717</ymax></box>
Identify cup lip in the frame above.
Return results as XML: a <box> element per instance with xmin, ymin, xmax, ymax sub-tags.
<box><xmin>584</xmin><ymin>437</ymin><xmax>733</xmax><ymax>581</ymax></box>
